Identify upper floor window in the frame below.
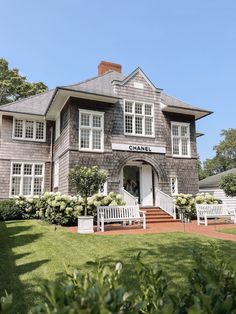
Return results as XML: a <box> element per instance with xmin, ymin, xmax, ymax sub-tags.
<box><xmin>79</xmin><ymin>110</ymin><xmax>104</xmax><ymax>152</ymax></box>
<box><xmin>124</xmin><ymin>100</ymin><xmax>154</xmax><ymax>137</ymax></box>
<box><xmin>13</xmin><ymin>118</ymin><xmax>46</xmax><ymax>142</ymax></box>
<box><xmin>10</xmin><ymin>162</ymin><xmax>44</xmax><ymax>197</ymax></box>
<box><xmin>171</xmin><ymin>122</ymin><xmax>190</xmax><ymax>157</ymax></box>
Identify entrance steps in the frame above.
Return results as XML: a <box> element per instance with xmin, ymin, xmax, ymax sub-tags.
<box><xmin>141</xmin><ymin>207</ymin><xmax>177</xmax><ymax>223</ymax></box>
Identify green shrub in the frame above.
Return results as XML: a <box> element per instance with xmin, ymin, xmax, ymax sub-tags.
<box><xmin>0</xmin><ymin>292</ymin><xmax>12</xmax><ymax>313</ymax></box>
<box><xmin>0</xmin><ymin>200</ymin><xmax>23</xmax><ymax>221</ymax></box>
<box><xmin>195</xmin><ymin>192</ymin><xmax>220</xmax><ymax>205</ymax></box>
<box><xmin>29</xmin><ymin>248</ymin><xmax>236</xmax><ymax>314</ymax></box>
<box><xmin>220</xmin><ymin>173</ymin><xmax>236</xmax><ymax>197</ymax></box>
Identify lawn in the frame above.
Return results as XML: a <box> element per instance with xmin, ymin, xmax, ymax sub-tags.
<box><xmin>1</xmin><ymin>220</ymin><xmax>236</xmax><ymax>313</ymax></box>
<box><xmin>218</xmin><ymin>227</ymin><xmax>236</xmax><ymax>235</ymax></box>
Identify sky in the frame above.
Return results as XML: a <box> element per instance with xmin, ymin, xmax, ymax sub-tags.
<box><xmin>0</xmin><ymin>0</ymin><xmax>235</xmax><ymax>162</ymax></box>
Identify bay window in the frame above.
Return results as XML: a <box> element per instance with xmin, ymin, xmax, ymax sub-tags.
<box><xmin>10</xmin><ymin>162</ymin><xmax>44</xmax><ymax>197</ymax></box>
<box><xmin>124</xmin><ymin>100</ymin><xmax>154</xmax><ymax>136</ymax></box>
<box><xmin>171</xmin><ymin>122</ymin><xmax>190</xmax><ymax>157</ymax></box>
<box><xmin>79</xmin><ymin>110</ymin><xmax>104</xmax><ymax>151</ymax></box>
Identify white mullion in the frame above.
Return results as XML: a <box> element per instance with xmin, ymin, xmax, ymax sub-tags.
<box><xmin>31</xmin><ymin>164</ymin><xmax>35</xmax><ymax>196</ymax></box>
<box><xmin>89</xmin><ymin>114</ymin><xmax>92</xmax><ymax>150</ymax></box>
<box><xmin>22</xmin><ymin>120</ymin><xmax>26</xmax><ymax>139</ymax></box>
<box><xmin>20</xmin><ymin>163</ymin><xmax>24</xmax><ymax>195</ymax></box>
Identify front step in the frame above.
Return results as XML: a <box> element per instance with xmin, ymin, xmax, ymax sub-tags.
<box><xmin>141</xmin><ymin>207</ymin><xmax>177</xmax><ymax>224</ymax></box>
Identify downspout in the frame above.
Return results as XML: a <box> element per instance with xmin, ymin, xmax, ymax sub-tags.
<box><xmin>49</xmin><ymin>125</ymin><xmax>54</xmax><ymax>191</ymax></box>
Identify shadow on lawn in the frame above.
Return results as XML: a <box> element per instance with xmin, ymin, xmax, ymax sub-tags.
<box><xmin>0</xmin><ymin>221</ymin><xmax>49</xmax><ymax>314</ymax></box>
<box><xmin>82</xmin><ymin>234</ymin><xmax>236</xmax><ymax>288</ymax></box>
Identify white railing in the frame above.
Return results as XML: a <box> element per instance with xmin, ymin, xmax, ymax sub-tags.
<box><xmin>120</xmin><ymin>188</ymin><xmax>139</xmax><ymax>206</ymax></box>
<box><xmin>155</xmin><ymin>188</ymin><xmax>176</xmax><ymax>219</ymax></box>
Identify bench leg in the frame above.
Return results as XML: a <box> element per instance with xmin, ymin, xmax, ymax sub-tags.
<box><xmin>197</xmin><ymin>215</ymin><xmax>200</xmax><ymax>225</ymax></box>
<box><xmin>97</xmin><ymin>216</ymin><xmax>100</xmax><ymax>232</ymax></box>
<box><xmin>101</xmin><ymin>217</ymin><xmax>104</xmax><ymax>232</ymax></box>
<box><xmin>143</xmin><ymin>214</ymin><xmax>146</xmax><ymax>230</ymax></box>
<box><xmin>204</xmin><ymin>214</ymin><xmax>208</xmax><ymax>226</ymax></box>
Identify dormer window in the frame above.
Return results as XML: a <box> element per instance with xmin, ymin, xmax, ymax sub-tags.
<box><xmin>13</xmin><ymin>118</ymin><xmax>46</xmax><ymax>142</ymax></box>
<box><xmin>124</xmin><ymin>100</ymin><xmax>154</xmax><ymax>137</ymax></box>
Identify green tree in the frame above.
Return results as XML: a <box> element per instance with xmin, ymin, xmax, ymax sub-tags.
<box><xmin>0</xmin><ymin>58</ymin><xmax>48</xmax><ymax>105</ymax></box>
<box><xmin>69</xmin><ymin>166</ymin><xmax>107</xmax><ymax>216</ymax></box>
<box><xmin>220</xmin><ymin>173</ymin><xmax>236</xmax><ymax>197</ymax></box>
<box><xmin>200</xmin><ymin>129</ymin><xmax>236</xmax><ymax>179</ymax></box>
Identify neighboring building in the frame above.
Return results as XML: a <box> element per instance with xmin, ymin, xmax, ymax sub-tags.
<box><xmin>0</xmin><ymin>61</ymin><xmax>212</xmax><ymax>206</ymax></box>
<box><xmin>199</xmin><ymin>168</ymin><xmax>236</xmax><ymax>206</ymax></box>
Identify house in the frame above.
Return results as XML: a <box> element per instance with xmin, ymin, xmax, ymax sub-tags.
<box><xmin>199</xmin><ymin>168</ymin><xmax>236</xmax><ymax>206</ymax></box>
<box><xmin>0</xmin><ymin>61</ymin><xmax>212</xmax><ymax>208</ymax></box>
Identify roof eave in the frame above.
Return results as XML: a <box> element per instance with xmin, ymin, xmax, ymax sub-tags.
<box><xmin>162</xmin><ymin>105</ymin><xmax>213</xmax><ymax>120</ymax></box>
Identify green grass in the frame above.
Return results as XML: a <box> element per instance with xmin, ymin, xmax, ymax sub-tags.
<box><xmin>218</xmin><ymin>228</ymin><xmax>236</xmax><ymax>235</ymax></box>
<box><xmin>1</xmin><ymin>220</ymin><xmax>236</xmax><ymax>313</ymax></box>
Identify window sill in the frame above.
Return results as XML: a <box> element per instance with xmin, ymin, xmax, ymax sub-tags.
<box><xmin>79</xmin><ymin>148</ymin><xmax>104</xmax><ymax>153</ymax></box>
<box><xmin>124</xmin><ymin>133</ymin><xmax>155</xmax><ymax>138</ymax></box>
<box><xmin>172</xmin><ymin>155</ymin><xmax>191</xmax><ymax>159</ymax></box>
<box><xmin>12</xmin><ymin>137</ymin><xmax>46</xmax><ymax>143</ymax></box>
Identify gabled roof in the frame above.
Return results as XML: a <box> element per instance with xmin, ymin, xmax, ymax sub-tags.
<box><xmin>199</xmin><ymin>168</ymin><xmax>236</xmax><ymax>188</ymax></box>
<box><xmin>0</xmin><ymin>67</ymin><xmax>213</xmax><ymax>120</ymax></box>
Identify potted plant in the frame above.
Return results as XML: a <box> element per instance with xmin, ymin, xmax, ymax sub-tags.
<box><xmin>69</xmin><ymin>166</ymin><xmax>107</xmax><ymax>234</ymax></box>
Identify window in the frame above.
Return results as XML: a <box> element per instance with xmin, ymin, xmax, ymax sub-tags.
<box><xmin>54</xmin><ymin>160</ymin><xmax>59</xmax><ymax>188</ymax></box>
<box><xmin>124</xmin><ymin>100</ymin><xmax>154</xmax><ymax>136</ymax></box>
<box><xmin>170</xmin><ymin>177</ymin><xmax>178</xmax><ymax>196</ymax></box>
<box><xmin>13</xmin><ymin>118</ymin><xmax>46</xmax><ymax>141</ymax></box>
<box><xmin>79</xmin><ymin>110</ymin><xmax>104</xmax><ymax>151</ymax></box>
<box><xmin>171</xmin><ymin>122</ymin><xmax>190</xmax><ymax>157</ymax></box>
<box><xmin>10</xmin><ymin>162</ymin><xmax>44</xmax><ymax>197</ymax></box>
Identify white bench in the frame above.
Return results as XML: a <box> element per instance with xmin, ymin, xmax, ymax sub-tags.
<box><xmin>196</xmin><ymin>204</ymin><xmax>236</xmax><ymax>226</ymax></box>
<box><xmin>97</xmin><ymin>205</ymin><xmax>146</xmax><ymax>232</ymax></box>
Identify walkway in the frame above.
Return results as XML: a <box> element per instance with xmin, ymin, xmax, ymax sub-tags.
<box><xmin>68</xmin><ymin>220</ymin><xmax>236</xmax><ymax>241</ymax></box>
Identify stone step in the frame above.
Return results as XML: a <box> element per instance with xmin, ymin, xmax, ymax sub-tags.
<box><xmin>147</xmin><ymin>219</ymin><xmax>177</xmax><ymax>223</ymax></box>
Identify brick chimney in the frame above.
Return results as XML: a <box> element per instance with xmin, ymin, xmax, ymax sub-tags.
<box><xmin>98</xmin><ymin>61</ymin><xmax>122</xmax><ymax>76</ymax></box>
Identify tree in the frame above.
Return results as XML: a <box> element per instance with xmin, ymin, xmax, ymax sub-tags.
<box><xmin>0</xmin><ymin>58</ymin><xmax>48</xmax><ymax>105</ymax></box>
<box><xmin>200</xmin><ymin>129</ymin><xmax>236</xmax><ymax>179</ymax></box>
<box><xmin>220</xmin><ymin>173</ymin><xmax>236</xmax><ymax>197</ymax></box>
<box><xmin>69</xmin><ymin>166</ymin><xmax>107</xmax><ymax>216</ymax></box>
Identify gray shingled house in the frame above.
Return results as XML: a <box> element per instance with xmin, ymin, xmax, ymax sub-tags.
<box><xmin>0</xmin><ymin>61</ymin><xmax>212</xmax><ymax>214</ymax></box>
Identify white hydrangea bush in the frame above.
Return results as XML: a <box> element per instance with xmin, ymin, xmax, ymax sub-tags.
<box><xmin>15</xmin><ymin>191</ymin><xmax>125</xmax><ymax>225</ymax></box>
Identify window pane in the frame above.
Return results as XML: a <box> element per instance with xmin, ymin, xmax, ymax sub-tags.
<box><xmin>135</xmin><ymin>103</ymin><xmax>143</xmax><ymax>114</ymax></box>
<box><xmin>92</xmin><ymin>115</ymin><xmax>101</xmax><ymax>128</ymax></box>
<box><xmin>181</xmin><ymin>125</ymin><xmax>188</xmax><ymax>137</ymax></box>
<box><xmin>81</xmin><ymin>113</ymin><xmax>90</xmax><ymax>126</ymax></box>
<box><xmin>145</xmin><ymin>104</ymin><xmax>152</xmax><ymax>116</ymax></box>
<box><xmin>92</xmin><ymin>130</ymin><xmax>101</xmax><ymax>149</ymax></box>
<box><xmin>135</xmin><ymin>116</ymin><xmax>143</xmax><ymax>134</ymax></box>
<box><xmin>172</xmin><ymin>125</ymin><xmax>179</xmax><ymax>136</ymax></box>
<box><xmin>125</xmin><ymin>115</ymin><xmax>133</xmax><ymax>133</ymax></box>
<box><xmin>80</xmin><ymin>129</ymin><xmax>90</xmax><ymax>148</ymax></box>
<box><xmin>36</xmin><ymin>122</ymin><xmax>44</xmax><ymax>140</ymax></box>
<box><xmin>145</xmin><ymin>117</ymin><xmax>153</xmax><ymax>135</ymax></box>
<box><xmin>35</xmin><ymin>164</ymin><xmax>43</xmax><ymax>176</ymax></box>
<box><xmin>11</xmin><ymin>177</ymin><xmax>21</xmax><ymax>196</ymax></box>
<box><xmin>34</xmin><ymin>178</ymin><xmax>43</xmax><ymax>195</ymax></box>
<box><xmin>14</xmin><ymin>119</ymin><xmax>23</xmax><ymax>138</ymax></box>
<box><xmin>12</xmin><ymin>163</ymin><xmax>22</xmax><ymax>175</ymax></box>
<box><xmin>173</xmin><ymin>138</ymin><xmax>180</xmax><ymax>155</ymax></box>
<box><xmin>25</xmin><ymin>120</ymin><xmax>34</xmax><ymax>139</ymax></box>
<box><xmin>181</xmin><ymin>138</ymin><xmax>188</xmax><ymax>156</ymax></box>
<box><xmin>24</xmin><ymin>164</ymin><xmax>32</xmax><ymax>175</ymax></box>
<box><xmin>23</xmin><ymin>177</ymin><xmax>32</xmax><ymax>195</ymax></box>
<box><xmin>125</xmin><ymin>101</ymin><xmax>133</xmax><ymax>113</ymax></box>
<box><xmin>171</xmin><ymin>178</ymin><xmax>177</xmax><ymax>195</ymax></box>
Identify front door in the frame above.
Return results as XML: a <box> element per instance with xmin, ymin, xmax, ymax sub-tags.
<box><xmin>141</xmin><ymin>165</ymin><xmax>153</xmax><ymax>206</ymax></box>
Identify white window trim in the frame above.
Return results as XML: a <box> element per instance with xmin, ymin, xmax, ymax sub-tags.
<box><xmin>123</xmin><ymin>99</ymin><xmax>155</xmax><ymax>137</ymax></box>
<box><xmin>171</xmin><ymin>121</ymin><xmax>191</xmax><ymax>158</ymax></box>
<box><xmin>53</xmin><ymin>159</ymin><xmax>59</xmax><ymax>188</ymax></box>
<box><xmin>78</xmin><ymin>109</ymin><xmax>104</xmax><ymax>152</ymax></box>
<box><xmin>9</xmin><ymin>161</ymin><xmax>45</xmax><ymax>198</ymax></box>
<box><xmin>12</xmin><ymin>117</ymin><xmax>46</xmax><ymax>142</ymax></box>
<box><xmin>170</xmin><ymin>177</ymin><xmax>178</xmax><ymax>196</ymax></box>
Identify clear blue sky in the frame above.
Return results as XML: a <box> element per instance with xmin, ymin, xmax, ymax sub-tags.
<box><xmin>1</xmin><ymin>0</ymin><xmax>235</xmax><ymax>161</ymax></box>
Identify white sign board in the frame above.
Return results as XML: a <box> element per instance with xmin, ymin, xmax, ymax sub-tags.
<box><xmin>112</xmin><ymin>143</ymin><xmax>166</xmax><ymax>154</ymax></box>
